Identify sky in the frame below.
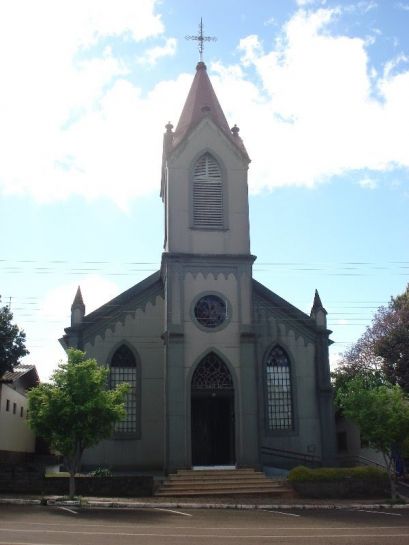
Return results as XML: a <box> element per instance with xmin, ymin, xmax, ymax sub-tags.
<box><xmin>1</xmin><ymin>0</ymin><xmax>408</xmax><ymax>381</ymax></box>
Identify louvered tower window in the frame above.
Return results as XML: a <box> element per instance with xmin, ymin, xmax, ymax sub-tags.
<box><xmin>193</xmin><ymin>153</ymin><xmax>224</xmax><ymax>228</ymax></box>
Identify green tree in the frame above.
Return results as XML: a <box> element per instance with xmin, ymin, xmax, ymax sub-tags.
<box><xmin>336</xmin><ymin>377</ymin><xmax>409</xmax><ymax>499</ymax></box>
<box><xmin>375</xmin><ymin>286</ymin><xmax>409</xmax><ymax>391</ymax></box>
<box><xmin>0</xmin><ymin>296</ymin><xmax>29</xmax><ymax>377</ymax></box>
<box><xmin>28</xmin><ymin>349</ymin><xmax>129</xmax><ymax>498</ymax></box>
<box><xmin>333</xmin><ymin>284</ymin><xmax>409</xmax><ymax>393</ymax></box>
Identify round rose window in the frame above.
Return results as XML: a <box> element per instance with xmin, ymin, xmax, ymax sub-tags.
<box><xmin>194</xmin><ymin>294</ymin><xmax>227</xmax><ymax>329</ymax></box>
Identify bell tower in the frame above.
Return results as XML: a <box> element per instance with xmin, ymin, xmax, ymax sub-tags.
<box><xmin>160</xmin><ymin>55</ymin><xmax>259</xmax><ymax>471</ymax></box>
<box><xmin>161</xmin><ymin>61</ymin><xmax>251</xmax><ymax>256</ymax></box>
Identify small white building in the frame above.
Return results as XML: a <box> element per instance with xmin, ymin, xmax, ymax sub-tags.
<box><xmin>0</xmin><ymin>365</ymin><xmax>39</xmax><ymax>454</ymax></box>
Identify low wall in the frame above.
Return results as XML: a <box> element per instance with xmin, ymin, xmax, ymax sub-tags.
<box><xmin>0</xmin><ymin>464</ymin><xmax>154</xmax><ymax>496</ymax></box>
<box><xmin>292</xmin><ymin>479</ymin><xmax>389</xmax><ymax>499</ymax></box>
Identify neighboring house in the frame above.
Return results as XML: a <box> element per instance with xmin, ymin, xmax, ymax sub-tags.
<box><xmin>60</xmin><ymin>60</ymin><xmax>337</xmax><ymax>473</ymax></box>
<box><xmin>0</xmin><ymin>365</ymin><xmax>39</xmax><ymax>454</ymax></box>
<box><xmin>336</xmin><ymin>415</ymin><xmax>386</xmax><ymax>469</ymax></box>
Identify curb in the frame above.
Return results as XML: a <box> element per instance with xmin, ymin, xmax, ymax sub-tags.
<box><xmin>1</xmin><ymin>497</ymin><xmax>409</xmax><ymax>510</ymax></box>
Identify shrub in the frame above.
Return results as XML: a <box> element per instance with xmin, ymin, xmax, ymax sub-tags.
<box><xmin>288</xmin><ymin>465</ymin><xmax>387</xmax><ymax>483</ymax></box>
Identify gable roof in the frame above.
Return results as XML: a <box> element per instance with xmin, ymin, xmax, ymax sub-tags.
<box><xmin>65</xmin><ymin>270</ymin><xmax>162</xmax><ymax>334</ymax></box>
<box><xmin>0</xmin><ymin>364</ymin><xmax>39</xmax><ymax>390</ymax></box>
<box><xmin>253</xmin><ymin>279</ymin><xmax>326</xmax><ymax>337</ymax></box>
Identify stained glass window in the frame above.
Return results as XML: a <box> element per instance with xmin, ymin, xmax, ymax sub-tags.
<box><xmin>192</xmin><ymin>352</ymin><xmax>233</xmax><ymax>390</ymax></box>
<box><xmin>110</xmin><ymin>345</ymin><xmax>137</xmax><ymax>433</ymax></box>
<box><xmin>265</xmin><ymin>346</ymin><xmax>293</xmax><ymax>431</ymax></box>
<box><xmin>194</xmin><ymin>294</ymin><xmax>227</xmax><ymax>328</ymax></box>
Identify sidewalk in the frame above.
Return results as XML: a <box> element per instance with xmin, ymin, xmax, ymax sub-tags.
<box><xmin>1</xmin><ymin>493</ymin><xmax>408</xmax><ymax>511</ymax></box>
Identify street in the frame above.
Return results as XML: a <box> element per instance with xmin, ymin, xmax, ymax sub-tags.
<box><xmin>1</xmin><ymin>504</ymin><xmax>409</xmax><ymax>544</ymax></box>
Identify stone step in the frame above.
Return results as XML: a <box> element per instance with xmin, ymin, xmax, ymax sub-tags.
<box><xmin>162</xmin><ymin>479</ymin><xmax>286</xmax><ymax>488</ymax></box>
<box><xmin>169</xmin><ymin>472</ymin><xmax>270</xmax><ymax>481</ymax></box>
<box><xmin>161</xmin><ymin>482</ymin><xmax>285</xmax><ymax>491</ymax></box>
<box><xmin>168</xmin><ymin>475</ymin><xmax>278</xmax><ymax>483</ymax></box>
<box><xmin>156</xmin><ymin>486</ymin><xmax>293</xmax><ymax>497</ymax></box>
<box><xmin>175</xmin><ymin>469</ymin><xmax>257</xmax><ymax>477</ymax></box>
<box><xmin>155</xmin><ymin>468</ymin><xmax>292</xmax><ymax>498</ymax></box>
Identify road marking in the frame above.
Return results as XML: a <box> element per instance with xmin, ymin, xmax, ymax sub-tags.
<box><xmin>1</xmin><ymin>528</ymin><xmax>409</xmax><ymax>539</ymax></box>
<box><xmin>55</xmin><ymin>506</ymin><xmax>78</xmax><ymax>515</ymax></box>
<box><xmin>153</xmin><ymin>507</ymin><xmax>193</xmax><ymax>517</ymax></box>
<box><xmin>263</xmin><ymin>509</ymin><xmax>301</xmax><ymax>517</ymax></box>
<box><xmin>2</xmin><ymin>521</ymin><xmax>409</xmax><ymax>531</ymax></box>
<box><xmin>352</xmin><ymin>509</ymin><xmax>402</xmax><ymax>517</ymax></box>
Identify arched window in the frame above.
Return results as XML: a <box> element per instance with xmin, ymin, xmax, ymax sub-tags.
<box><xmin>265</xmin><ymin>346</ymin><xmax>293</xmax><ymax>431</ymax></box>
<box><xmin>110</xmin><ymin>345</ymin><xmax>137</xmax><ymax>434</ymax></box>
<box><xmin>192</xmin><ymin>153</ymin><xmax>224</xmax><ymax>228</ymax></box>
<box><xmin>192</xmin><ymin>352</ymin><xmax>233</xmax><ymax>391</ymax></box>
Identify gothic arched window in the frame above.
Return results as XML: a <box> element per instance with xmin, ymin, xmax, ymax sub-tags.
<box><xmin>192</xmin><ymin>153</ymin><xmax>224</xmax><ymax>229</ymax></box>
<box><xmin>265</xmin><ymin>346</ymin><xmax>293</xmax><ymax>431</ymax></box>
<box><xmin>110</xmin><ymin>344</ymin><xmax>138</xmax><ymax>434</ymax></box>
<box><xmin>192</xmin><ymin>352</ymin><xmax>233</xmax><ymax>391</ymax></box>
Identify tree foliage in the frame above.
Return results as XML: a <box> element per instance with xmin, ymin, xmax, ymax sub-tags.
<box><xmin>0</xmin><ymin>296</ymin><xmax>29</xmax><ymax>377</ymax></box>
<box><xmin>336</xmin><ymin>377</ymin><xmax>409</xmax><ymax>499</ymax></box>
<box><xmin>375</xmin><ymin>286</ymin><xmax>409</xmax><ymax>391</ymax></box>
<box><xmin>333</xmin><ymin>284</ymin><xmax>409</xmax><ymax>393</ymax></box>
<box><xmin>28</xmin><ymin>349</ymin><xmax>129</xmax><ymax>498</ymax></box>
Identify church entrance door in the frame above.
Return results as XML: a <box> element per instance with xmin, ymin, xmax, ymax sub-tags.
<box><xmin>191</xmin><ymin>353</ymin><xmax>235</xmax><ymax>466</ymax></box>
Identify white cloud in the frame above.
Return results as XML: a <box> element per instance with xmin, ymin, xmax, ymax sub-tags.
<box><xmin>0</xmin><ymin>0</ymin><xmax>166</xmax><ymax>207</ymax></box>
<box><xmin>40</xmin><ymin>275</ymin><xmax>120</xmax><ymax>322</ymax></box>
<box><xmin>137</xmin><ymin>38</ymin><xmax>177</xmax><ymax>65</ymax></box>
<box><xmin>296</xmin><ymin>0</ymin><xmax>322</xmax><ymax>6</ymax></box>
<box><xmin>0</xmin><ymin>3</ymin><xmax>409</xmax><ymax>204</ymax></box>
<box><xmin>225</xmin><ymin>7</ymin><xmax>409</xmax><ymax>193</ymax></box>
<box><xmin>396</xmin><ymin>2</ymin><xmax>409</xmax><ymax>11</ymax></box>
<box><xmin>24</xmin><ymin>275</ymin><xmax>120</xmax><ymax>380</ymax></box>
<box><xmin>359</xmin><ymin>177</ymin><xmax>377</xmax><ymax>189</ymax></box>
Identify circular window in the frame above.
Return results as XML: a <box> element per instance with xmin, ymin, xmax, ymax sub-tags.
<box><xmin>194</xmin><ymin>294</ymin><xmax>227</xmax><ymax>329</ymax></box>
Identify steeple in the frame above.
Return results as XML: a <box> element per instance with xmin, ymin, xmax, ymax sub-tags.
<box><xmin>310</xmin><ymin>289</ymin><xmax>327</xmax><ymax>329</ymax></box>
<box><xmin>171</xmin><ymin>62</ymin><xmax>249</xmax><ymax>159</ymax></box>
<box><xmin>71</xmin><ymin>286</ymin><xmax>85</xmax><ymax>327</ymax></box>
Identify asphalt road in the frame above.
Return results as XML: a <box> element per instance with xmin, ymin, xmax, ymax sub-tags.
<box><xmin>1</xmin><ymin>504</ymin><xmax>409</xmax><ymax>545</ymax></box>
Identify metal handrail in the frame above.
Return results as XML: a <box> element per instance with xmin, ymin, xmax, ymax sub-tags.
<box><xmin>261</xmin><ymin>445</ymin><xmax>321</xmax><ymax>466</ymax></box>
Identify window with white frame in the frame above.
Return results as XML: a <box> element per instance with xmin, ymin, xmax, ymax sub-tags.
<box><xmin>265</xmin><ymin>346</ymin><xmax>293</xmax><ymax>431</ymax></box>
<box><xmin>192</xmin><ymin>153</ymin><xmax>224</xmax><ymax>228</ymax></box>
<box><xmin>110</xmin><ymin>345</ymin><xmax>137</xmax><ymax>433</ymax></box>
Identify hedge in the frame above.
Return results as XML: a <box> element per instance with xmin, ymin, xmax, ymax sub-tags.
<box><xmin>288</xmin><ymin>465</ymin><xmax>388</xmax><ymax>483</ymax></box>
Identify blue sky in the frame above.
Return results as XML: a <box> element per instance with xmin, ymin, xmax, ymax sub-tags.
<box><xmin>0</xmin><ymin>0</ymin><xmax>408</xmax><ymax>380</ymax></box>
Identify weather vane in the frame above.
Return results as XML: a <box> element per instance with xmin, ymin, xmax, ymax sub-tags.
<box><xmin>185</xmin><ymin>18</ymin><xmax>217</xmax><ymax>62</ymax></box>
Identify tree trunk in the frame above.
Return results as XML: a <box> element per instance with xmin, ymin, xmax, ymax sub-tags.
<box><xmin>66</xmin><ymin>442</ymin><xmax>83</xmax><ymax>500</ymax></box>
<box><xmin>68</xmin><ymin>471</ymin><xmax>76</xmax><ymax>499</ymax></box>
<box><xmin>383</xmin><ymin>452</ymin><xmax>397</xmax><ymax>501</ymax></box>
<box><xmin>390</xmin><ymin>477</ymin><xmax>397</xmax><ymax>501</ymax></box>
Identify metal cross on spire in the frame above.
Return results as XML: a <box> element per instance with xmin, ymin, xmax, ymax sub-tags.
<box><xmin>185</xmin><ymin>18</ymin><xmax>217</xmax><ymax>62</ymax></box>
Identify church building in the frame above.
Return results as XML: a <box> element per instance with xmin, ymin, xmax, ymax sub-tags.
<box><xmin>60</xmin><ymin>60</ymin><xmax>336</xmax><ymax>473</ymax></box>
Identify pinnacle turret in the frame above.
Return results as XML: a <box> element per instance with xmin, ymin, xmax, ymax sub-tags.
<box><xmin>71</xmin><ymin>286</ymin><xmax>85</xmax><ymax>327</ymax></box>
<box><xmin>310</xmin><ymin>289</ymin><xmax>327</xmax><ymax>329</ymax></box>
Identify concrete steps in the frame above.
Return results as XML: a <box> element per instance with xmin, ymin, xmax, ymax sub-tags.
<box><xmin>155</xmin><ymin>468</ymin><xmax>294</xmax><ymax>497</ymax></box>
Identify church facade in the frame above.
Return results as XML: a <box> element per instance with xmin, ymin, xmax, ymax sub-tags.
<box><xmin>60</xmin><ymin>61</ymin><xmax>336</xmax><ymax>473</ymax></box>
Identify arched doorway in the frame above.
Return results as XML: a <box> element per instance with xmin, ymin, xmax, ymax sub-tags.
<box><xmin>191</xmin><ymin>353</ymin><xmax>235</xmax><ymax>466</ymax></box>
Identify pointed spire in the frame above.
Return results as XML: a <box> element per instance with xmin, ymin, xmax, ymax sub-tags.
<box><xmin>71</xmin><ymin>286</ymin><xmax>84</xmax><ymax>310</ymax></box>
<box><xmin>312</xmin><ymin>289</ymin><xmax>325</xmax><ymax>312</ymax></box>
<box><xmin>71</xmin><ymin>286</ymin><xmax>85</xmax><ymax>327</ymax></box>
<box><xmin>173</xmin><ymin>62</ymin><xmax>230</xmax><ymax>145</ymax></box>
<box><xmin>310</xmin><ymin>289</ymin><xmax>327</xmax><ymax>329</ymax></box>
<box><xmin>172</xmin><ymin>62</ymin><xmax>249</xmax><ymax>160</ymax></box>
